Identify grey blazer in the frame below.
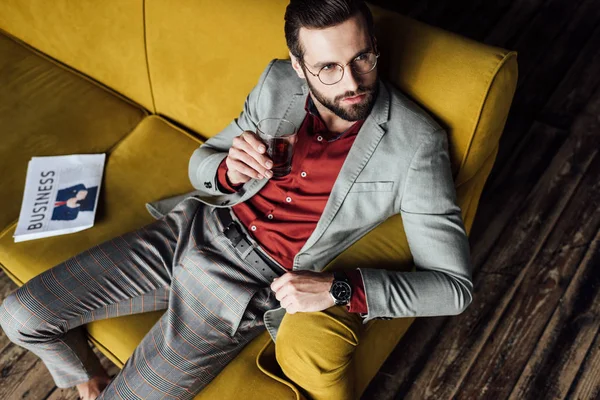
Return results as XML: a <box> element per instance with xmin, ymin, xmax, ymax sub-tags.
<box><xmin>145</xmin><ymin>59</ymin><xmax>473</xmax><ymax>342</ymax></box>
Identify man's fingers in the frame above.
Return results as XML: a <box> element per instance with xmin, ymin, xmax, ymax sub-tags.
<box><xmin>237</xmin><ymin>134</ymin><xmax>273</xmax><ymax>169</ymax></box>
<box><xmin>229</xmin><ymin>148</ymin><xmax>271</xmax><ymax>179</ymax></box>
<box><xmin>240</xmin><ymin>132</ymin><xmax>274</xmax><ymax>165</ymax></box>
<box><xmin>226</xmin><ymin>131</ymin><xmax>274</xmax><ymax>181</ymax></box>
<box><xmin>226</xmin><ymin>168</ymin><xmax>251</xmax><ymax>185</ymax></box>
<box><xmin>241</xmin><ymin>131</ymin><xmax>267</xmax><ymax>153</ymax></box>
<box><xmin>227</xmin><ymin>159</ymin><xmax>263</xmax><ymax>180</ymax></box>
<box><xmin>271</xmin><ymin>272</ymin><xmax>290</xmax><ymax>292</ymax></box>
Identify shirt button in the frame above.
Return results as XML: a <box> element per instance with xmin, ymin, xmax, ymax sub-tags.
<box><xmin>251</xmin><ymin>225</ymin><xmax>257</xmax><ymax>231</ymax></box>
<box><xmin>286</xmin><ymin>196</ymin><xmax>292</xmax><ymax>203</ymax></box>
<box><xmin>267</xmin><ymin>214</ymin><xmax>274</xmax><ymax>219</ymax></box>
<box><xmin>301</xmin><ymin>171</ymin><xmax>307</xmax><ymax>177</ymax></box>
<box><xmin>317</xmin><ymin>135</ymin><xmax>323</xmax><ymax>141</ymax></box>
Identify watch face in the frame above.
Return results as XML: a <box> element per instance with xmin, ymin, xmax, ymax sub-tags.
<box><xmin>332</xmin><ymin>281</ymin><xmax>352</xmax><ymax>302</ymax></box>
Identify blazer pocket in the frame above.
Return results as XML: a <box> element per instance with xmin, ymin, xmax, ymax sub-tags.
<box><xmin>349</xmin><ymin>181</ymin><xmax>394</xmax><ymax>193</ymax></box>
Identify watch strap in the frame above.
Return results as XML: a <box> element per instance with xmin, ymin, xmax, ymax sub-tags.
<box><xmin>333</xmin><ymin>270</ymin><xmax>350</xmax><ymax>283</ymax></box>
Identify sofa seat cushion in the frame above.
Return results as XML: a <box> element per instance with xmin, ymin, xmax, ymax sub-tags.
<box><xmin>0</xmin><ymin>114</ymin><xmax>299</xmax><ymax>399</ymax></box>
<box><xmin>0</xmin><ymin>115</ymin><xmax>199</xmax><ymax>284</ymax></box>
<box><xmin>0</xmin><ymin>30</ymin><xmax>147</xmax><ymax>232</ymax></box>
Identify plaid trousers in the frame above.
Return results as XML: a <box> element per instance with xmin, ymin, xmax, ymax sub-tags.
<box><xmin>0</xmin><ymin>197</ymin><xmax>287</xmax><ymax>399</ymax></box>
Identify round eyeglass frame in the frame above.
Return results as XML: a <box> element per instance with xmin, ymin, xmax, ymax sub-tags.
<box><xmin>301</xmin><ymin>51</ymin><xmax>380</xmax><ymax>85</ymax></box>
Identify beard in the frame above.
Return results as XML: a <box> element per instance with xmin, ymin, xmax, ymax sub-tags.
<box><xmin>304</xmin><ymin>71</ymin><xmax>379</xmax><ymax>122</ymax></box>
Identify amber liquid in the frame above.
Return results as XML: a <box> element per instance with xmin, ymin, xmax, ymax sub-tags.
<box><xmin>267</xmin><ymin>138</ymin><xmax>294</xmax><ymax>177</ymax></box>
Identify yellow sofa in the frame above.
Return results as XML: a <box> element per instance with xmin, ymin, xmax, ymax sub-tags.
<box><xmin>0</xmin><ymin>1</ymin><xmax>518</xmax><ymax>398</ymax></box>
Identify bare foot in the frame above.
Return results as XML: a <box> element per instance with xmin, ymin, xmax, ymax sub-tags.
<box><xmin>76</xmin><ymin>374</ymin><xmax>112</xmax><ymax>400</ymax></box>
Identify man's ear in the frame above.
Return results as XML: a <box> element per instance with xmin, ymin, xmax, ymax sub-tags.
<box><xmin>289</xmin><ymin>51</ymin><xmax>306</xmax><ymax>80</ymax></box>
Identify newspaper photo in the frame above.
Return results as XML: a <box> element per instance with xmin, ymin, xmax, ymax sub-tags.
<box><xmin>13</xmin><ymin>154</ymin><xmax>106</xmax><ymax>243</ymax></box>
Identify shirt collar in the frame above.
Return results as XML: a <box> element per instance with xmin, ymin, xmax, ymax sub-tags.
<box><xmin>304</xmin><ymin>94</ymin><xmax>320</xmax><ymax>117</ymax></box>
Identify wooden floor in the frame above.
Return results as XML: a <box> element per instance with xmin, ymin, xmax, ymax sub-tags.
<box><xmin>1</xmin><ymin>0</ymin><xmax>599</xmax><ymax>399</ymax></box>
<box><xmin>363</xmin><ymin>0</ymin><xmax>600</xmax><ymax>399</ymax></box>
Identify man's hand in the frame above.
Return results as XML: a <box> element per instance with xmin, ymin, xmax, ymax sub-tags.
<box><xmin>226</xmin><ymin>131</ymin><xmax>274</xmax><ymax>185</ymax></box>
<box><xmin>270</xmin><ymin>270</ymin><xmax>336</xmax><ymax>313</ymax></box>
<box><xmin>75</xmin><ymin>190</ymin><xmax>88</xmax><ymax>200</ymax></box>
<box><xmin>66</xmin><ymin>197</ymin><xmax>80</xmax><ymax>208</ymax></box>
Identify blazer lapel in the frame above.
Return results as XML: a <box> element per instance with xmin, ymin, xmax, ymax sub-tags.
<box><xmin>298</xmin><ymin>79</ymin><xmax>391</xmax><ymax>255</ymax></box>
<box><xmin>282</xmin><ymin>81</ymin><xmax>310</xmax><ymax>133</ymax></box>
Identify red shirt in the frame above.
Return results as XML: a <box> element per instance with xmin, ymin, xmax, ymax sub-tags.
<box><xmin>216</xmin><ymin>94</ymin><xmax>367</xmax><ymax>314</ymax></box>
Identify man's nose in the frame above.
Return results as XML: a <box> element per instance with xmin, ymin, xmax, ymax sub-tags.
<box><xmin>340</xmin><ymin>64</ymin><xmax>360</xmax><ymax>94</ymax></box>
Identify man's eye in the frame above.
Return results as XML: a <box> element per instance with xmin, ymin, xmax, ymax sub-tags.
<box><xmin>322</xmin><ymin>64</ymin><xmax>336</xmax><ymax>71</ymax></box>
<box><xmin>356</xmin><ymin>53</ymin><xmax>368</xmax><ymax>61</ymax></box>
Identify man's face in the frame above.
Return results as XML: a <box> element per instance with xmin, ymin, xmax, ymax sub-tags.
<box><xmin>76</xmin><ymin>190</ymin><xmax>88</xmax><ymax>200</ymax></box>
<box><xmin>292</xmin><ymin>13</ymin><xmax>379</xmax><ymax>122</ymax></box>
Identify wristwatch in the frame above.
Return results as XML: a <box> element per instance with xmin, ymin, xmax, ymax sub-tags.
<box><xmin>329</xmin><ymin>271</ymin><xmax>352</xmax><ymax>306</ymax></box>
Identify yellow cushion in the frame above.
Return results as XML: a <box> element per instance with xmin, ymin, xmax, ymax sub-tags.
<box><xmin>0</xmin><ymin>0</ymin><xmax>153</xmax><ymax>110</ymax></box>
<box><xmin>144</xmin><ymin>0</ymin><xmax>291</xmax><ymax>136</ymax></box>
<box><xmin>142</xmin><ymin>0</ymin><xmax>517</xmax><ymax>193</ymax></box>
<box><xmin>0</xmin><ymin>31</ymin><xmax>146</xmax><ymax>233</ymax></box>
<box><xmin>0</xmin><ymin>114</ymin><xmax>300</xmax><ymax>399</ymax></box>
<box><xmin>368</xmin><ymin>4</ymin><xmax>518</xmax><ymax>186</ymax></box>
<box><xmin>0</xmin><ymin>116</ymin><xmax>198</xmax><ymax>284</ymax></box>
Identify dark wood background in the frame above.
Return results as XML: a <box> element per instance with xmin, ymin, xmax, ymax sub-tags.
<box><xmin>362</xmin><ymin>0</ymin><xmax>600</xmax><ymax>399</ymax></box>
<box><xmin>1</xmin><ymin>0</ymin><xmax>599</xmax><ymax>399</ymax></box>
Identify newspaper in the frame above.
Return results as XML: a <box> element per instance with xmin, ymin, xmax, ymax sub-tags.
<box><xmin>13</xmin><ymin>154</ymin><xmax>106</xmax><ymax>243</ymax></box>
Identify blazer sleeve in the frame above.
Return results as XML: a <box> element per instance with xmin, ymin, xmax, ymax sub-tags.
<box><xmin>187</xmin><ymin>59</ymin><xmax>277</xmax><ymax>196</ymax></box>
<box><xmin>357</xmin><ymin>128</ymin><xmax>473</xmax><ymax>324</ymax></box>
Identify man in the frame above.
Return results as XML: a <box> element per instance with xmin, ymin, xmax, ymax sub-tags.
<box><xmin>0</xmin><ymin>1</ymin><xmax>473</xmax><ymax>399</ymax></box>
<box><xmin>52</xmin><ymin>184</ymin><xmax>97</xmax><ymax>221</ymax></box>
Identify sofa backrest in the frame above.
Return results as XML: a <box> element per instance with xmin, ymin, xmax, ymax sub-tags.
<box><xmin>144</xmin><ymin>0</ymin><xmax>290</xmax><ymax>136</ymax></box>
<box><xmin>143</xmin><ymin>0</ymin><xmax>518</xmax><ymax>188</ymax></box>
<box><xmin>368</xmin><ymin>4</ymin><xmax>518</xmax><ymax>186</ymax></box>
<box><xmin>0</xmin><ymin>0</ymin><xmax>154</xmax><ymax>111</ymax></box>
<box><xmin>0</xmin><ymin>0</ymin><xmax>517</xmax><ymax>190</ymax></box>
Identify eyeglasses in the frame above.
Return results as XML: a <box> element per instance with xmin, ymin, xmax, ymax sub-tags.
<box><xmin>301</xmin><ymin>51</ymin><xmax>380</xmax><ymax>85</ymax></box>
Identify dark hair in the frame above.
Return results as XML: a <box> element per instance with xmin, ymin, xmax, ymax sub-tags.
<box><xmin>284</xmin><ymin>0</ymin><xmax>375</xmax><ymax>60</ymax></box>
